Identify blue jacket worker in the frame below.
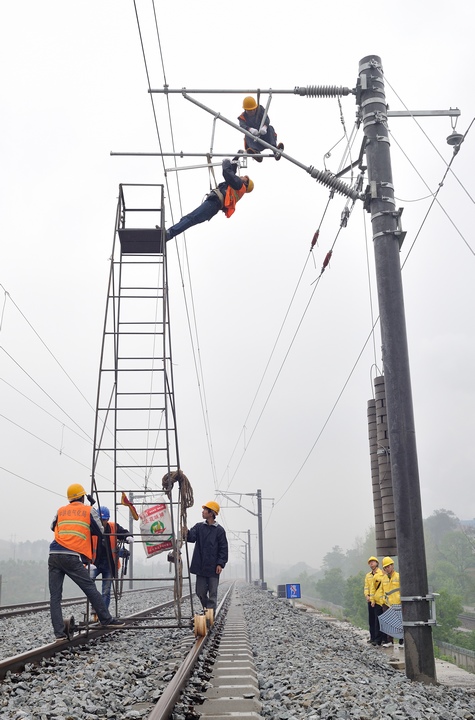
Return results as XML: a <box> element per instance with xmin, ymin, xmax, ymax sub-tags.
<box><xmin>184</xmin><ymin>501</ymin><xmax>228</xmax><ymax>612</ymax></box>
<box><xmin>90</xmin><ymin>506</ymin><xmax>133</xmax><ymax>610</ymax></box>
<box><xmin>238</xmin><ymin>96</ymin><xmax>284</xmax><ymax>161</ymax></box>
<box><xmin>48</xmin><ymin>483</ymin><xmax>124</xmax><ymax>640</ymax></box>
<box><xmin>166</xmin><ymin>159</ymin><xmax>253</xmax><ymax>241</ymax></box>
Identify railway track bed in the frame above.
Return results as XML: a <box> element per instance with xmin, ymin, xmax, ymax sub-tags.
<box><xmin>1</xmin><ymin>583</ymin><xmax>474</xmax><ymax>720</ymax></box>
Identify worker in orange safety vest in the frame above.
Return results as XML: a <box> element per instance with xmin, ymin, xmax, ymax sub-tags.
<box><xmin>166</xmin><ymin>159</ymin><xmax>253</xmax><ymax>241</ymax></box>
<box><xmin>48</xmin><ymin>484</ymin><xmax>125</xmax><ymax>640</ymax></box>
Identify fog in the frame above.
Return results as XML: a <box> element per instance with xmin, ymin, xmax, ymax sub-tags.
<box><xmin>1</xmin><ymin>1</ymin><xmax>474</xmax><ymax>573</ymax></box>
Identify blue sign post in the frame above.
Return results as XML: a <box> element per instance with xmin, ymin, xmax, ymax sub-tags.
<box><xmin>286</xmin><ymin>583</ymin><xmax>301</xmax><ymax>600</ymax></box>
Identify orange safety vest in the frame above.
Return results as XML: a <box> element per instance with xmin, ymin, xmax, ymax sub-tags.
<box><xmin>223</xmin><ymin>184</ymin><xmax>246</xmax><ymax>218</ymax></box>
<box><xmin>54</xmin><ymin>503</ymin><xmax>93</xmax><ymax>560</ymax></box>
<box><xmin>92</xmin><ymin>521</ymin><xmax>121</xmax><ymax>570</ymax></box>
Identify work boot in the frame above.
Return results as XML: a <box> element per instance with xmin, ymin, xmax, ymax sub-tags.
<box><xmin>246</xmin><ymin>148</ymin><xmax>263</xmax><ymax>163</ymax></box>
<box><xmin>103</xmin><ymin>618</ymin><xmax>126</xmax><ymax>627</ymax></box>
<box><xmin>275</xmin><ymin>142</ymin><xmax>284</xmax><ymax>161</ymax></box>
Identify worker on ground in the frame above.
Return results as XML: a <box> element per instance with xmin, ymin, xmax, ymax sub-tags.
<box><xmin>183</xmin><ymin>501</ymin><xmax>228</xmax><ymax>612</ymax></box>
<box><xmin>381</xmin><ymin>556</ymin><xmax>402</xmax><ymax>647</ymax></box>
<box><xmin>238</xmin><ymin>96</ymin><xmax>284</xmax><ymax>162</ymax></box>
<box><xmin>91</xmin><ymin>506</ymin><xmax>133</xmax><ymax>610</ymax></box>
<box><xmin>366</xmin><ymin>556</ymin><xmax>386</xmax><ymax>646</ymax></box>
<box><xmin>48</xmin><ymin>484</ymin><xmax>125</xmax><ymax>640</ymax></box>
<box><xmin>166</xmin><ymin>159</ymin><xmax>253</xmax><ymax>241</ymax></box>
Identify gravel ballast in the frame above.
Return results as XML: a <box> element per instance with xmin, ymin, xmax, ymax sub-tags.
<box><xmin>1</xmin><ymin>584</ymin><xmax>474</xmax><ymax>719</ymax></box>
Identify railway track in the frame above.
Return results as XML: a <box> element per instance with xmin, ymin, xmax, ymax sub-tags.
<box><xmin>1</xmin><ymin>583</ymin><xmax>261</xmax><ymax>720</ymax></box>
<box><xmin>0</xmin><ymin>586</ymin><xmax>164</xmax><ymax>619</ymax></box>
<box><xmin>2</xmin><ymin>583</ymin><xmax>474</xmax><ymax>720</ymax></box>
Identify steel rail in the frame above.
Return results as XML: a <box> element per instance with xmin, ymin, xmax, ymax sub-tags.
<box><xmin>146</xmin><ymin>585</ymin><xmax>233</xmax><ymax>720</ymax></box>
<box><xmin>0</xmin><ymin>586</ymin><xmax>163</xmax><ymax>619</ymax></box>
<box><xmin>0</xmin><ymin>593</ymin><xmax>193</xmax><ymax>681</ymax></box>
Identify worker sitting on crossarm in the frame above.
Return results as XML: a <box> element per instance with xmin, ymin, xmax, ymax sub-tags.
<box><xmin>238</xmin><ymin>96</ymin><xmax>284</xmax><ymax>162</ymax></box>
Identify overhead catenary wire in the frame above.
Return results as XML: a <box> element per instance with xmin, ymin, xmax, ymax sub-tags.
<box><xmin>0</xmin><ymin>286</ymin><xmax>154</xmax><ymax>494</ymax></box>
<box><xmin>133</xmin><ymin>0</ymin><xmax>220</xmax><ymax>488</ymax></box>
<box><xmin>390</xmin><ymin>129</ymin><xmax>475</xmax><ymax>258</ymax></box>
<box><xmin>271</xmin><ymin>119</ymin><xmax>474</xmax><ymax>506</ymax></box>
<box><xmin>385</xmin><ymin>76</ymin><xmax>475</xmax><ymax>206</ymax></box>
<box><xmin>398</xmin><ymin>122</ymin><xmax>475</xmax><ymax>264</ymax></box>
<box><xmin>0</xmin><ymin>466</ymin><xmax>64</xmax><ymax>497</ymax></box>
<box><xmin>223</xmin><ymin>181</ymin><xmax>364</xmax><ymax>490</ymax></box>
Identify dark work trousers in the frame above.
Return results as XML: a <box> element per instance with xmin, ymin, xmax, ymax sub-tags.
<box><xmin>374</xmin><ymin>603</ymin><xmax>388</xmax><ymax>645</ymax></box>
<box><xmin>49</xmin><ymin>553</ymin><xmax>112</xmax><ymax>638</ymax></box>
<box><xmin>168</xmin><ymin>193</ymin><xmax>222</xmax><ymax>240</ymax></box>
<box><xmin>91</xmin><ymin>563</ymin><xmax>114</xmax><ymax>610</ymax></box>
<box><xmin>195</xmin><ymin>575</ymin><xmax>220</xmax><ymax>611</ymax></box>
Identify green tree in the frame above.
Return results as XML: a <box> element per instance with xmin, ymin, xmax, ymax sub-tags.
<box><xmin>322</xmin><ymin>546</ymin><xmax>346</xmax><ymax>572</ymax></box>
<box><xmin>344</xmin><ymin>572</ymin><xmax>367</xmax><ymax>629</ymax></box>
<box><xmin>432</xmin><ymin>589</ymin><xmax>463</xmax><ymax>643</ymax></box>
<box><xmin>424</xmin><ymin>509</ymin><xmax>458</xmax><ymax>566</ymax></box>
<box><xmin>429</xmin><ymin>533</ymin><xmax>475</xmax><ymax>604</ymax></box>
<box><xmin>314</xmin><ymin>567</ymin><xmax>346</xmax><ymax>606</ymax></box>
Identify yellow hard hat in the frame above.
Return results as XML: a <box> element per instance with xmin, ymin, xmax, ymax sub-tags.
<box><xmin>245</xmin><ymin>177</ymin><xmax>254</xmax><ymax>193</ymax></box>
<box><xmin>67</xmin><ymin>483</ymin><xmax>86</xmax><ymax>501</ymax></box>
<box><xmin>367</xmin><ymin>556</ymin><xmax>379</xmax><ymax>564</ymax></box>
<box><xmin>243</xmin><ymin>96</ymin><xmax>258</xmax><ymax>111</ymax></box>
<box><xmin>382</xmin><ymin>556</ymin><xmax>394</xmax><ymax>567</ymax></box>
<box><xmin>202</xmin><ymin>501</ymin><xmax>220</xmax><ymax>516</ymax></box>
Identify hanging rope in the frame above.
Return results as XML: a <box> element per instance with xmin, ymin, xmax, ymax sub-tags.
<box><xmin>162</xmin><ymin>469</ymin><xmax>194</xmax><ymax>606</ymax></box>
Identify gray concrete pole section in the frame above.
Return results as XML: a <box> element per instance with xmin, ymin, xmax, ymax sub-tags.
<box><xmin>257</xmin><ymin>489</ymin><xmax>264</xmax><ymax>586</ymax></box>
<box><xmin>359</xmin><ymin>55</ymin><xmax>437</xmax><ymax>684</ymax></box>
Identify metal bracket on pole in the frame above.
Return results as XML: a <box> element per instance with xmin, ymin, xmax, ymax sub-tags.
<box><xmin>400</xmin><ymin>593</ymin><xmax>439</xmax><ymax>628</ymax></box>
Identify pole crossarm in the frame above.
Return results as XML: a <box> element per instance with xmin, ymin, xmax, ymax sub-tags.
<box><xmin>149</xmin><ymin>86</ymin><xmax>354</xmax><ymax>97</ymax></box>
<box><xmin>180</xmin><ymin>93</ymin><xmax>361</xmax><ymax>200</ymax></box>
<box><xmin>387</xmin><ymin>109</ymin><xmax>460</xmax><ymax>118</ymax></box>
<box><xmin>218</xmin><ymin>492</ymin><xmax>258</xmax><ymax>516</ymax></box>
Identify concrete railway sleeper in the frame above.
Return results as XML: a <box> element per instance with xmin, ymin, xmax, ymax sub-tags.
<box><xmin>150</xmin><ymin>584</ymin><xmax>263</xmax><ymax>720</ymax></box>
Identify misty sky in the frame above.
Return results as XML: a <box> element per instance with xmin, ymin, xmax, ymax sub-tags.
<box><xmin>1</xmin><ymin>1</ymin><xmax>474</xmax><ymax>575</ymax></box>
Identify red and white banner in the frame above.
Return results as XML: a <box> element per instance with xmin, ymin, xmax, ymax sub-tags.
<box><xmin>139</xmin><ymin>500</ymin><xmax>173</xmax><ymax>558</ymax></box>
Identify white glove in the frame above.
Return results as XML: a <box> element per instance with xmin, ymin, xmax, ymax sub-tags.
<box><xmin>126</xmin><ymin>536</ymin><xmax>134</xmax><ymax>543</ymax></box>
<box><xmin>249</xmin><ymin>128</ymin><xmax>259</xmax><ymax>136</ymax></box>
<box><xmin>259</xmin><ymin>125</ymin><xmax>268</xmax><ymax>135</ymax></box>
<box><xmin>89</xmin><ymin>564</ymin><xmax>97</xmax><ymax>577</ymax></box>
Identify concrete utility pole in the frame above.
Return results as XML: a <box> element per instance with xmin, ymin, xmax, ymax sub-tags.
<box><xmin>248</xmin><ymin>528</ymin><xmax>252</xmax><ymax>584</ymax></box>
<box><xmin>359</xmin><ymin>55</ymin><xmax>437</xmax><ymax>684</ymax></box>
<box><xmin>256</xmin><ymin>489</ymin><xmax>264</xmax><ymax>586</ymax></box>
<box><xmin>218</xmin><ymin>489</ymin><xmax>271</xmax><ymax>588</ymax></box>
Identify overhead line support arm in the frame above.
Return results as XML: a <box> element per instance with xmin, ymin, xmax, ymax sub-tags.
<box><xmin>181</xmin><ymin>93</ymin><xmax>362</xmax><ymax>201</ymax></box>
<box><xmin>149</xmin><ymin>86</ymin><xmax>354</xmax><ymax>96</ymax></box>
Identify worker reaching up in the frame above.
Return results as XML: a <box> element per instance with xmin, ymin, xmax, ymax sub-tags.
<box><xmin>166</xmin><ymin>159</ymin><xmax>253</xmax><ymax>241</ymax></box>
<box><xmin>238</xmin><ymin>96</ymin><xmax>284</xmax><ymax>162</ymax></box>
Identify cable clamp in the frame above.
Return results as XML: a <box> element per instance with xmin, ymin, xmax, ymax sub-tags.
<box><xmin>400</xmin><ymin>593</ymin><xmax>440</xmax><ymax>627</ymax></box>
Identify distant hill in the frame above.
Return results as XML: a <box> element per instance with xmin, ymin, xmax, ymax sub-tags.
<box><xmin>0</xmin><ymin>539</ymin><xmax>49</xmax><ymax>562</ymax></box>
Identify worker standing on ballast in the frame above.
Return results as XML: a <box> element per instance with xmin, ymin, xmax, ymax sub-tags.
<box><xmin>238</xmin><ymin>96</ymin><xmax>284</xmax><ymax>161</ymax></box>
<box><xmin>166</xmin><ymin>159</ymin><xmax>253</xmax><ymax>241</ymax></box>
<box><xmin>365</xmin><ymin>556</ymin><xmax>385</xmax><ymax>646</ymax></box>
<box><xmin>48</xmin><ymin>484</ymin><xmax>125</xmax><ymax>640</ymax></box>
<box><xmin>183</xmin><ymin>501</ymin><xmax>228</xmax><ymax>612</ymax></box>
<box><xmin>380</xmin><ymin>556</ymin><xmax>402</xmax><ymax>647</ymax></box>
<box><xmin>91</xmin><ymin>506</ymin><xmax>133</xmax><ymax>610</ymax></box>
